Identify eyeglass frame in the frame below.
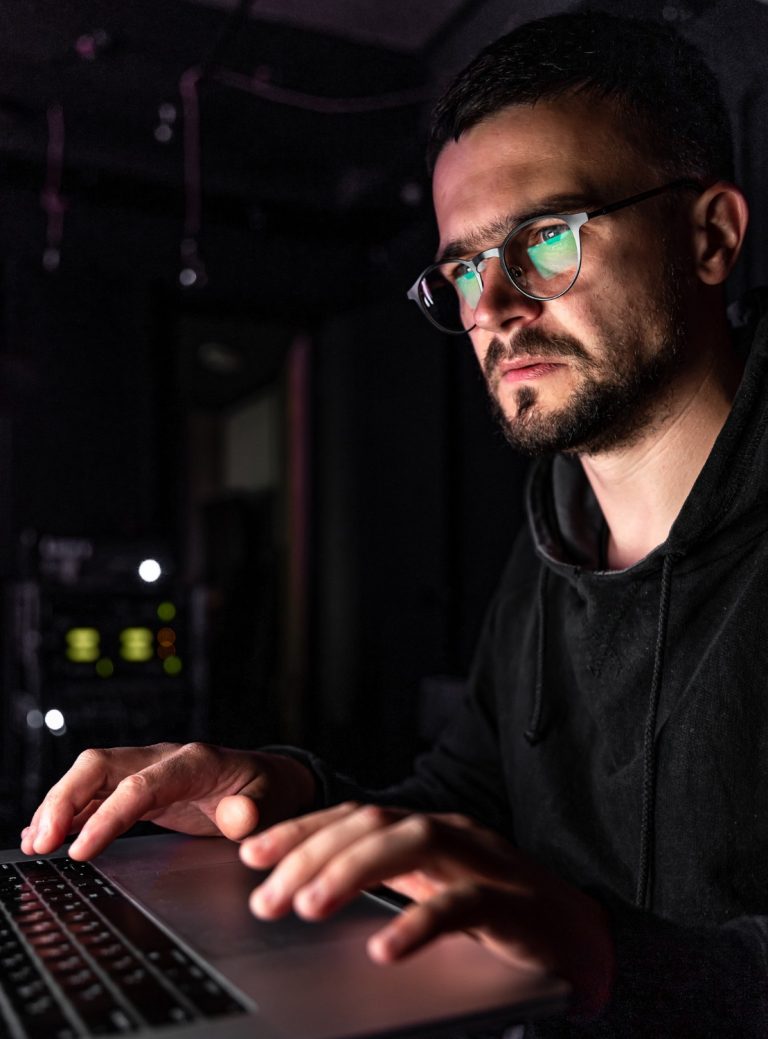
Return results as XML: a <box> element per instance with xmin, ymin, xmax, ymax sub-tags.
<box><xmin>406</xmin><ymin>177</ymin><xmax>701</xmax><ymax>335</ymax></box>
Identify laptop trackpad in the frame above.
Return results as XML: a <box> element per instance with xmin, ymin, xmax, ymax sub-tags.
<box><xmin>109</xmin><ymin>857</ymin><xmax>393</xmax><ymax>959</ymax></box>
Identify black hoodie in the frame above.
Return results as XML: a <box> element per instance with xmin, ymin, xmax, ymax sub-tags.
<box><xmin>300</xmin><ymin>291</ymin><xmax>768</xmax><ymax>1036</ymax></box>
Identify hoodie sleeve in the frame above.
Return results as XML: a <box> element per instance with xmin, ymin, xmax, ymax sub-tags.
<box><xmin>538</xmin><ymin>901</ymin><xmax>768</xmax><ymax>1039</ymax></box>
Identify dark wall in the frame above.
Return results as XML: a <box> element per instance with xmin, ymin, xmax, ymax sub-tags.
<box><xmin>311</xmin><ymin>291</ymin><xmax>527</xmax><ymax>784</ymax></box>
<box><xmin>1</xmin><ymin>259</ymin><xmax>161</xmax><ymax>553</ymax></box>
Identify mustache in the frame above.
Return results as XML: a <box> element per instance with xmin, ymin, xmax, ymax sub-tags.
<box><xmin>483</xmin><ymin>329</ymin><xmax>593</xmax><ymax>383</ymax></box>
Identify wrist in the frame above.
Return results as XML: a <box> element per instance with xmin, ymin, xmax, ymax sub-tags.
<box><xmin>260</xmin><ymin>751</ymin><xmax>319</xmax><ymax>817</ymax></box>
<box><xmin>563</xmin><ymin>896</ymin><xmax>615</xmax><ymax>1021</ymax></box>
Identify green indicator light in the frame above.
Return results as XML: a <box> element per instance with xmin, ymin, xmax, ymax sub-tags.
<box><xmin>119</xmin><ymin>627</ymin><xmax>154</xmax><ymax>663</ymax></box>
<box><xmin>95</xmin><ymin>657</ymin><xmax>114</xmax><ymax>679</ymax></box>
<box><xmin>157</xmin><ymin>601</ymin><xmax>177</xmax><ymax>622</ymax></box>
<box><xmin>163</xmin><ymin>656</ymin><xmax>182</xmax><ymax>676</ymax></box>
<box><xmin>66</xmin><ymin>628</ymin><xmax>100</xmax><ymax>663</ymax></box>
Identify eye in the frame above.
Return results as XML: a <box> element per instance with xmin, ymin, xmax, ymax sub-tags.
<box><xmin>530</xmin><ymin>221</ymin><xmax>570</xmax><ymax>245</ymax></box>
<box><xmin>438</xmin><ymin>262</ymin><xmax>481</xmax><ymax>307</ymax></box>
<box><xmin>455</xmin><ymin>267</ymin><xmax>481</xmax><ymax>306</ymax></box>
<box><xmin>441</xmin><ymin>261</ymin><xmax>469</xmax><ymax>281</ymax></box>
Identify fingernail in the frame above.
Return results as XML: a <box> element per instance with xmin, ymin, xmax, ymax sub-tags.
<box><xmin>254</xmin><ymin>882</ymin><xmax>279</xmax><ymax>914</ymax></box>
<box><xmin>296</xmin><ymin>883</ymin><xmax>324</xmax><ymax>914</ymax></box>
<box><xmin>32</xmin><ymin>824</ymin><xmax>50</xmax><ymax>853</ymax></box>
<box><xmin>241</xmin><ymin>835</ymin><xmax>267</xmax><ymax>862</ymax></box>
<box><xmin>68</xmin><ymin>835</ymin><xmax>85</xmax><ymax>859</ymax></box>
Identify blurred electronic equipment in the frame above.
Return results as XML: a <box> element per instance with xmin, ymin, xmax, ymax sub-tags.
<box><xmin>2</xmin><ymin>534</ymin><xmax>207</xmax><ymax>824</ymax></box>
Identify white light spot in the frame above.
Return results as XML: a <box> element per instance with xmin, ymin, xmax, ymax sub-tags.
<box><xmin>138</xmin><ymin>559</ymin><xmax>162</xmax><ymax>583</ymax></box>
<box><xmin>158</xmin><ymin>102</ymin><xmax>177</xmax><ymax>123</ymax></box>
<box><xmin>399</xmin><ymin>181</ymin><xmax>422</xmax><ymax>206</ymax></box>
<box><xmin>26</xmin><ymin>709</ymin><xmax>44</xmax><ymax>730</ymax></box>
<box><xmin>43</xmin><ymin>247</ymin><xmax>60</xmax><ymax>272</ymax></box>
<box><xmin>154</xmin><ymin>123</ymin><xmax>173</xmax><ymax>144</ymax></box>
<box><xmin>179</xmin><ymin>267</ymin><xmax>197</xmax><ymax>287</ymax></box>
<box><xmin>44</xmin><ymin>709</ymin><xmax>65</xmax><ymax>732</ymax></box>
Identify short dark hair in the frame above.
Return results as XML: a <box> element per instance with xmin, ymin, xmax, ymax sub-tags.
<box><xmin>427</xmin><ymin>11</ymin><xmax>734</xmax><ymax>185</ymax></box>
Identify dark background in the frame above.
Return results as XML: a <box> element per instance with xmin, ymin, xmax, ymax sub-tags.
<box><xmin>0</xmin><ymin>0</ymin><xmax>766</xmax><ymax>841</ymax></box>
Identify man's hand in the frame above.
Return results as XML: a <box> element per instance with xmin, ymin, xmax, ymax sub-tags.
<box><xmin>240</xmin><ymin>803</ymin><xmax>615</xmax><ymax>1019</ymax></box>
<box><xmin>20</xmin><ymin>743</ymin><xmax>317</xmax><ymax>861</ymax></box>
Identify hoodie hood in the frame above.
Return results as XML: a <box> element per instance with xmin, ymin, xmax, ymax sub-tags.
<box><xmin>521</xmin><ymin>289</ymin><xmax>768</xmax><ymax>910</ymax></box>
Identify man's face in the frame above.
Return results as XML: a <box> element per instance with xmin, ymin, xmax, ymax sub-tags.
<box><xmin>431</xmin><ymin>98</ymin><xmax>693</xmax><ymax>456</ymax></box>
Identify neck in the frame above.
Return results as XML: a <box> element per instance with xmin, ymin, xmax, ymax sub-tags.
<box><xmin>580</xmin><ymin>334</ymin><xmax>743</xmax><ymax>570</ymax></box>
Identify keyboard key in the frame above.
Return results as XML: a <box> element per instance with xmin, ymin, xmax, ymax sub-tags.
<box><xmin>67</xmin><ymin>978</ymin><xmax>136</xmax><ymax>1034</ymax></box>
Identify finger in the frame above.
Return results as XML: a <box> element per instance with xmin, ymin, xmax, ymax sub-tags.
<box><xmin>365</xmin><ymin>889</ymin><xmax>480</xmax><ymax>960</ymax></box>
<box><xmin>24</xmin><ymin>800</ymin><xmax>103</xmax><ymax>854</ymax></box>
<box><xmin>382</xmin><ymin>871</ymin><xmax>439</xmax><ymax>903</ymax></box>
<box><xmin>240</xmin><ymin>802</ymin><xmax>361</xmax><ymax>871</ymax></box>
<box><xmin>289</xmin><ymin>813</ymin><xmax>514</xmax><ymax>920</ymax></box>
<box><xmin>23</xmin><ymin>798</ymin><xmax>57</xmax><ymax>854</ymax></box>
<box><xmin>28</xmin><ymin>746</ymin><xmax>171</xmax><ymax>855</ymax></box>
<box><xmin>215</xmin><ymin>794</ymin><xmax>261</xmax><ymax>841</ymax></box>
<box><xmin>367</xmin><ymin>885</ymin><xmax>493</xmax><ymax>963</ymax></box>
<box><xmin>69</xmin><ymin>800</ymin><xmax>103</xmax><ymax>834</ymax></box>
<box><xmin>66</xmin><ymin>744</ymin><xmax>226</xmax><ymax>859</ymax></box>
<box><xmin>249</xmin><ymin>805</ymin><xmax>403</xmax><ymax>918</ymax></box>
<box><xmin>23</xmin><ymin>801</ymin><xmax>102</xmax><ymax>856</ymax></box>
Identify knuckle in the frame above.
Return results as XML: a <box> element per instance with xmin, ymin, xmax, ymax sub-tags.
<box><xmin>290</xmin><ymin>842</ymin><xmax>317</xmax><ymax>872</ymax></box>
<box><xmin>442</xmin><ymin>812</ymin><xmax>475</xmax><ymax>829</ymax></box>
<box><xmin>181</xmin><ymin>741</ymin><xmax>217</xmax><ymax>766</ymax></box>
<box><xmin>75</xmin><ymin>747</ymin><xmax>107</xmax><ymax>769</ymax></box>
<box><xmin>277</xmin><ymin>817</ymin><xmax>305</xmax><ymax>845</ymax></box>
<box><xmin>149</xmin><ymin>741</ymin><xmax>181</xmax><ymax>756</ymax></box>
<box><xmin>403</xmin><ymin>813</ymin><xmax>438</xmax><ymax>843</ymax></box>
<box><xmin>116</xmin><ymin>772</ymin><xmax>152</xmax><ymax>803</ymax></box>
<box><xmin>358</xmin><ymin>804</ymin><xmax>392</xmax><ymax>828</ymax></box>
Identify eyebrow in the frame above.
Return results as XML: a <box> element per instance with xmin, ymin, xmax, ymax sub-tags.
<box><xmin>436</xmin><ymin>193</ymin><xmax>598</xmax><ymax>261</ymax></box>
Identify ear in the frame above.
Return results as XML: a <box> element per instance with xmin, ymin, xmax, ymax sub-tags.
<box><xmin>690</xmin><ymin>182</ymin><xmax>749</xmax><ymax>286</ymax></box>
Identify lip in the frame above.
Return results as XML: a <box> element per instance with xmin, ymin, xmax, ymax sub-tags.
<box><xmin>498</xmin><ymin>357</ymin><xmax>564</xmax><ymax>383</ymax></box>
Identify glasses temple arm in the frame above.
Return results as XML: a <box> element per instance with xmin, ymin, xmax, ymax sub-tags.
<box><xmin>585</xmin><ymin>178</ymin><xmax>701</xmax><ymax>221</ymax></box>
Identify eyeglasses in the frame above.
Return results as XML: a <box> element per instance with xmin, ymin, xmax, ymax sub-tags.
<box><xmin>406</xmin><ymin>178</ymin><xmax>700</xmax><ymax>335</ymax></box>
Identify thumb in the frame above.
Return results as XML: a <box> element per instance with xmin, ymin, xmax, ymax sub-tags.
<box><xmin>215</xmin><ymin>793</ymin><xmax>261</xmax><ymax>841</ymax></box>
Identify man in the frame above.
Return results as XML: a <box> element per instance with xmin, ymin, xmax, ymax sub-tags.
<box><xmin>19</xmin><ymin>12</ymin><xmax>768</xmax><ymax>1036</ymax></box>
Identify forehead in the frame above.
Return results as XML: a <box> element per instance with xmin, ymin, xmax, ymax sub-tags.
<box><xmin>432</xmin><ymin>98</ymin><xmax>653</xmax><ymax>252</ymax></box>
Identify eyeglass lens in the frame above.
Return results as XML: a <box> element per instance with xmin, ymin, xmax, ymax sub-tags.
<box><xmin>420</xmin><ymin>216</ymin><xmax>580</xmax><ymax>332</ymax></box>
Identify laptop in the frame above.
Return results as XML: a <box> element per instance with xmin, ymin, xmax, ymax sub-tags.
<box><xmin>0</xmin><ymin>833</ymin><xmax>569</xmax><ymax>1038</ymax></box>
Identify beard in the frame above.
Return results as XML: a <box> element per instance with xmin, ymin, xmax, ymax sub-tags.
<box><xmin>482</xmin><ymin>268</ymin><xmax>689</xmax><ymax>456</ymax></box>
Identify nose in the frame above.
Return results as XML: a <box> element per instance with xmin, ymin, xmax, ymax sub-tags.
<box><xmin>472</xmin><ymin>258</ymin><xmax>542</xmax><ymax>333</ymax></box>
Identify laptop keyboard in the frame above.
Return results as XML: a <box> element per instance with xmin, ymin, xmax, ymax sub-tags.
<box><xmin>0</xmin><ymin>857</ymin><xmax>248</xmax><ymax>1037</ymax></box>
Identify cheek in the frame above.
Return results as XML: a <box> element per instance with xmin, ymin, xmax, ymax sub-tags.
<box><xmin>580</xmin><ymin>217</ymin><xmax>667</xmax><ymax>301</ymax></box>
<box><xmin>563</xmin><ymin>244</ymin><xmax>667</xmax><ymax>345</ymax></box>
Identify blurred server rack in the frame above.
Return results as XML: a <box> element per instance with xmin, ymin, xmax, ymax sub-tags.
<box><xmin>2</xmin><ymin>535</ymin><xmax>207</xmax><ymax>823</ymax></box>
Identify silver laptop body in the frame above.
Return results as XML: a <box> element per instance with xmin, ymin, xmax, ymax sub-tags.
<box><xmin>0</xmin><ymin>834</ymin><xmax>569</xmax><ymax>1038</ymax></box>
